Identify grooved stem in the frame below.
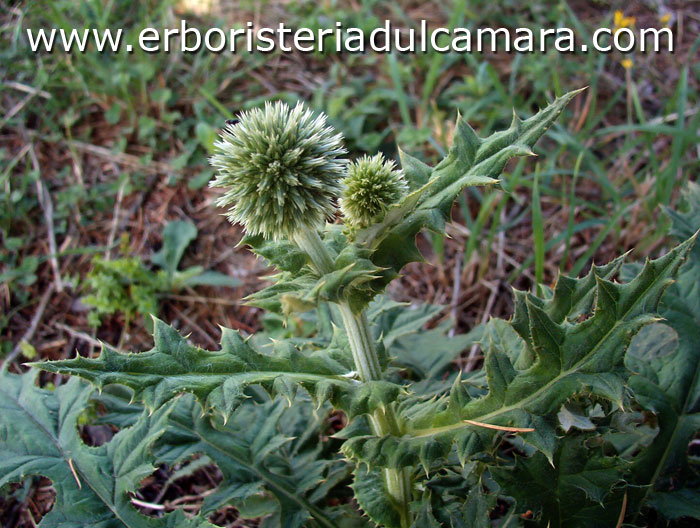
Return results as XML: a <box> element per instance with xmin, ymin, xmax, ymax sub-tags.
<box><xmin>337</xmin><ymin>305</ymin><xmax>381</xmax><ymax>381</ymax></box>
<box><xmin>293</xmin><ymin>229</ymin><xmax>413</xmax><ymax>528</ymax></box>
<box><xmin>293</xmin><ymin>229</ymin><xmax>334</xmax><ymax>275</ymax></box>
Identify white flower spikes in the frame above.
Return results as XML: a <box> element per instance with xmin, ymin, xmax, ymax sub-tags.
<box><xmin>210</xmin><ymin>101</ymin><xmax>347</xmax><ymax>240</ymax></box>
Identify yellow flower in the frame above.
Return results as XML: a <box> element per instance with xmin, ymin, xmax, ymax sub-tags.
<box><xmin>660</xmin><ymin>12</ymin><xmax>672</xmax><ymax>27</ymax></box>
<box><xmin>613</xmin><ymin>10</ymin><xmax>636</xmax><ymax>35</ymax></box>
<box><xmin>621</xmin><ymin>58</ymin><xmax>634</xmax><ymax>70</ymax></box>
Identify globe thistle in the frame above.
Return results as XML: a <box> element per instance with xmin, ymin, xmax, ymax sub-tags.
<box><xmin>209</xmin><ymin>101</ymin><xmax>347</xmax><ymax>240</ymax></box>
<box><xmin>340</xmin><ymin>153</ymin><xmax>408</xmax><ymax>231</ymax></box>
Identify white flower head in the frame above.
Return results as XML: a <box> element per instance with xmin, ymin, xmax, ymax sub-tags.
<box><xmin>210</xmin><ymin>101</ymin><xmax>347</xmax><ymax>240</ymax></box>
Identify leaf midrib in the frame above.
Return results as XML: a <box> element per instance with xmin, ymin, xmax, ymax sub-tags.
<box><xmin>170</xmin><ymin>414</ymin><xmax>337</xmax><ymax>528</ymax></box>
<box><xmin>2</xmin><ymin>384</ymin><xmax>134</xmax><ymax>527</ymax></box>
<box><xmin>638</xmin><ymin>309</ymin><xmax>700</xmax><ymax>506</ymax></box>
<box><xmin>410</xmin><ymin>262</ymin><xmax>672</xmax><ymax>439</ymax></box>
<box><xmin>55</xmin><ymin>367</ymin><xmax>355</xmax><ymax>387</ymax></box>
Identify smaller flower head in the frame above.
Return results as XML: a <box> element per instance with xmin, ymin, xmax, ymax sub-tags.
<box><xmin>340</xmin><ymin>153</ymin><xmax>408</xmax><ymax>231</ymax></box>
<box><xmin>210</xmin><ymin>101</ymin><xmax>347</xmax><ymax>240</ymax></box>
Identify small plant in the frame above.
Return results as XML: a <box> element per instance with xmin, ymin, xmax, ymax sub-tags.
<box><xmin>83</xmin><ymin>221</ymin><xmax>240</xmax><ymax>329</ymax></box>
<box><xmin>2</xmin><ymin>94</ymin><xmax>699</xmax><ymax>527</ymax></box>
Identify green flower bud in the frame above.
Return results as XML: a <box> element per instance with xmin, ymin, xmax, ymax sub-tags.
<box><xmin>210</xmin><ymin>101</ymin><xmax>347</xmax><ymax>240</ymax></box>
<box><xmin>340</xmin><ymin>153</ymin><xmax>408</xmax><ymax>231</ymax></box>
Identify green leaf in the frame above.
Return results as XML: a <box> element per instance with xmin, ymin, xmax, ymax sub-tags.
<box><xmin>646</xmin><ymin>488</ymin><xmax>700</xmax><ymax>520</ymax></box>
<box><xmin>397</xmin><ymin>149</ymin><xmax>431</xmax><ymax>191</ymax></box>
<box><xmin>352</xmin><ymin>466</ymin><xmax>402</xmax><ymax>528</ymax></box>
<box><xmin>0</xmin><ymin>370</ymin><xmax>212</xmax><ymax>527</ymax></box>
<box><xmin>557</xmin><ymin>404</ymin><xmax>595</xmax><ymax>433</ymax></box>
<box><xmin>342</xmin><ymin>238</ymin><xmax>693</xmax><ymax>470</ymax></box>
<box><xmin>625</xmin><ymin>189</ymin><xmax>700</xmax><ymax>519</ymax></box>
<box><xmin>247</xmin><ymin>241</ymin><xmax>384</xmax><ymax>315</ymax></box>
<box><xmin>180</xmin><ymin>269</ymin><xmax>242</xmax><ymax>288</ymax></box>
<box><xmin>157</xmin><ymin>395</ymin><xmax>358</xmax><ymax>528</ymax></box>
<box><xmin>34</xmin><ymin>319</ymin><xmax>401</xmax><ymax>421</ymax></box>
<box><xmin>360</xmin><ymin>89</ymin><xmax>585</xmax><ymax>291</ymax></box>
<box><xmin>242</xmin><ymin>234</ymin><xmax>309</xmax><ymax>274</ymax></box>
<box><xmin>151</xmin><ymin>220</ymin><xmax>198</xmax><ymax>279</ymax></box>
<box><xmin>491</xmin><ymin>437</ymin><xmax>626</xmax><ymax>528</ymax></box>
<box><xmin>390</xmin><ymin>327</ymin><xmax>471</xmax><ymax>384</ymax></box>
<box><xmin>368</xmin><ymin>299</ymin><xmax>442</xmax><ymax>350</ymax></box>
<box><xmin>409</xmin><ymin>468</ymin><xmax>496</xmax><ymax>528</ymax></box>
<box><xmin>367</xmin><ymin>297</ymin><xmax>470</xmax><ymax>384</ymax></box>
<box><xmin>664</xmin><ymin>181</ymin><xmax>700</xmax><ymax>259</ymax></box>
<box><xmin>92</xmin><ymin>387</ymin><xmax>368</xmax><ymax>528</ymax></box>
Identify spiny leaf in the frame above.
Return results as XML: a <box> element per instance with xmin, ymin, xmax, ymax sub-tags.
<box><xmin>358</xmin><ymin>89</ymin><xmax>585</xmax><ymax>290</ymax></box>
<box><xmin>93</xmin><ymin>388</ymin><xmax>369</xmax><ymax>528</ymax></box>
<box><xmin>247</xmin><ymin>242</ymin><xmax>384</xmax><ymax>315</ymax></box>
<box><xmin>0</xmin><ymin>370</ymin><xmax>212</xmax><ymax>528</ymax></box>
<box><xmin>342</xmin><ymin>237</ymin><xmax>694</xmax><ymax>470</ymax></box>
<box><xmin>158</xmin><ymin>395</ymin><xmax>360</xmax><ymax>528</ymax></box>
<box><xmin>34</xmin><ymin>319</ymin><xmax>401</xmax><ymax>422</ymax></box>
<box><xmin>352</xmin><ymin>466</ymin><xmax>403</xmax><ymax>528</ymax></box>
<box><xmin>242</xmin><ymin>233</ymin><xmax>309</xmax><ymax>273</ymax></box>
<box><xmin>408</xmin><ymin>468</ymin><xmax>496</xmax><ymax>528</ymax></box>
<box><xmin>367</xmin><ymin>297</ymin><xmax>471</xmax><ymax>384</ymax></box>
<box><xmin>625</xmin><ymin>192</ymin><xmax>700</xmax><ymax>519</ymax></box>
<box><xmin>491</xmin><ymin>436</ymin><xmax>626</xmax><ymax>528</ymax></box>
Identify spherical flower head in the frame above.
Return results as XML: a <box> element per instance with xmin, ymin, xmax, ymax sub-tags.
<box><xmin>340</xmin><ymin>153</ymin><xmax>408</xmax><ymax>231</ymax></box>
<box><xmin>209</xmin><ymin>101</ymin><xmax>347</xmax><ymax>240</ymax></box>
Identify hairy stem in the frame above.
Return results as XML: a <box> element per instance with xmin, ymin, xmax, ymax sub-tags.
<box><xmin>293</xmin><ymin>229</ymin><xmax>413</xmax><ymax>528</ymax></box>
<box><xmin>337</xmin><ymin>305</ymin><xmax>382</xmax><ymax>381</ymax></box>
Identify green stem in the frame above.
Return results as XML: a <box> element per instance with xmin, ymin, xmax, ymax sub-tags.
<box><xmin>337</xmin><ymin>305</ymin><xmax>382</xmax><ymax>381</ymax></box>
<box><xmin>293</xmin><ymin>229</ymin><xmax>413</xmax><ymax>528</ymax></box>
<box><xmin>293</xmin><ymin>229</ymin><xmax>334</xmax><ymax>274</ymax></box>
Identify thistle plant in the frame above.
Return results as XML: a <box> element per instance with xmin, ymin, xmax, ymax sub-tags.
<box><xmin>4</xmin><ymin>92</ymin><xmax>699</xmax><ymax>528</ymax></box>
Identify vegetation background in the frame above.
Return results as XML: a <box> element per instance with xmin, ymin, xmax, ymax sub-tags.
<box><xmin>1</xmin><ymin>0</ymin><xmax>699</xmax><ymax>525</ymax></box>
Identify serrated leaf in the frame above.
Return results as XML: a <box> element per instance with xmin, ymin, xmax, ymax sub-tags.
<box><xmin>0</xmin><ymin>370</ymin><xmax>212</xmax><ymax>527</ymax></box>
<box><xmin>625</xmin><ymin>191</ymin><xmax>700</xmax><ymax>519</ymax></box>
<box><xmin>352</xmin><ymin>466</ymin><xmax>403</xmax><ymax>528</ymax></box>
<box><xmin>557</xmin><ymin>404</ymin><xmax>595</xmax><ymax>433</ymax></box>
<box><xmin>368</xmin><ymin>299</ymin><xmax>442</xmax><ymax>350</ymax></box>
<box><xmin>342</xmin><ymin>239</ymin><xmax>693</xmax><ymax>470</ymax></box>
<box><xmin>409</xmin><ymin>469</ymin><xmax>496</xmax><ymax>528</ymax></box>
<box><xmin>242</xmin><ymin>234</ymin><xmax>309</xmax><ymax>274</ymax></box>
<box><xmin>34</xmin><ymin>319</ymin><xmax>401</xmax><ymax>422</ymax></box>
<box><xmin>247</xmin><ymin>243</ymin><xmax>384</xmax><ymax>315</ymax></box>
<box><xmin>491</xmin><ymin>437</ymin><xmax>626</xmax><ymax>528</ymax></box>
<box><xmin>158</xmin><ymin>395</ymin><xmax>354</xmax><ymax>528</ymax></box>
<box><xmin>646</xmin><ymin>488</ymin><xmax>700</xmax><ymax>520</ymax></box>
<box><xmin>361</xmin><ymin>89</ymin><xmax>584</xmax><ymax>291</ymax></box>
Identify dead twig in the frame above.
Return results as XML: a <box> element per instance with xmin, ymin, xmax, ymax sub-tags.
<box><xmin>28</xmin><ymin>145</ymin><xmax>63</xmax><ymax>292</ymax></box>
<box><xmin>55</xmin><ymin>322</ymin><xmax>122</xmax><ymax>353</ymax></box>
<box><xmin>66</xmin><ymin>140</ymin><xmax>179</xmax><ymax>175</ymax></box>
<box><xmin>105</xmin><ymin>174</ymin><xmax>127</xmax><ymax>259</ymax></box>
<box><xmin>3</xmin><ymin>283</ymin><xmax>55</xmax><ymax>370</ymax></box>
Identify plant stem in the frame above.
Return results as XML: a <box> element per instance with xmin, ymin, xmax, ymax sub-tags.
<box><xmin>337</xmin><ymin>305</ymin><xmax>381</xmax><ymax>381</ymax></box>
<box><xmin>293</xmin><ymin>229</ymin><xmax>334</xmax><ymax>274</ymax></box>
<box><xmin>293</xmin><ymin>229</ymin><xmax>413</xmax><ymax>528</ymax></box>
